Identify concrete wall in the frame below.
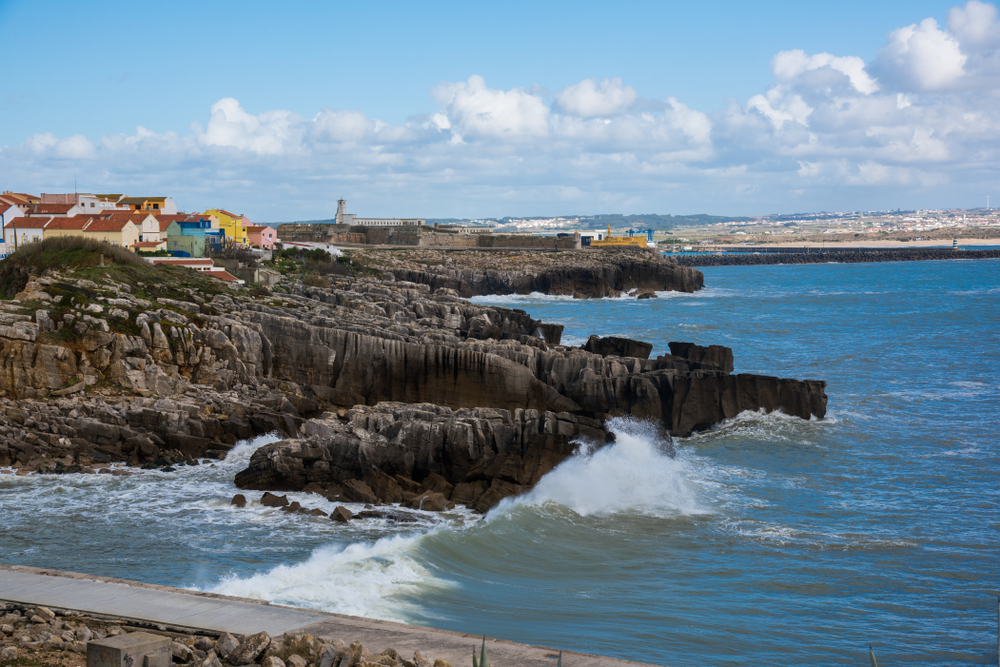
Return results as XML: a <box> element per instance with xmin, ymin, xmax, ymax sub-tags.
<box><xmin>476</xmin><ymin>234</ymin><xmax>580</xmax><ymax>250</ymax></box>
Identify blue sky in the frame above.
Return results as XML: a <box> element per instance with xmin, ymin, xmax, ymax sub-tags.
<box><xmin>2</xmin><ymin>0</ymin><xmax>998</xmax><ymax>220</ymax></box>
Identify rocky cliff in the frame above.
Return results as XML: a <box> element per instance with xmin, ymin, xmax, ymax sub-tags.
<box><xmin>352</xmin><ymin>247</ymin><xmax>704</xmax><ymax>298</ymax></box>
<box><xmin>0</xmin><ymin>243</ymin><xmax>825</xmax><ymax>511</ymax></box>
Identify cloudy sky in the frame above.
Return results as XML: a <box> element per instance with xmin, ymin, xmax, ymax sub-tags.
<box><xmin>2</xmin><ymin>0</ymin><xmax>999</xmax><ymax>221</ymax></box>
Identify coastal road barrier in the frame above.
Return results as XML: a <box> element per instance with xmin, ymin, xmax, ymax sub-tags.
<box><xmin>0</xmin><ymin>564</ymin><xmax>661</xmax><ymax>667</ymax></box>
<box><xmin>87</xmin><ymin>632</ymin><xmax>171</xmax><ymax>667</ymax></box>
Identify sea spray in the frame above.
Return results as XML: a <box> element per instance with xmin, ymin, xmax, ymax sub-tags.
<box><xmin>492</xmin><ymin>417</ymin><xmax>703</xmax><ymax>518</ymax></box>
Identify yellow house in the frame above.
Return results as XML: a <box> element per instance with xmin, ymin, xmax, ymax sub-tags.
<box><xmin>204</xmin><ymin>209</ymin><xmax>248</xmax><ymax>245</ymax></box>
<box><xmin>82</xmin><ymin>217</ymin><xmax>140</xmax><ymax>248</ymax></box>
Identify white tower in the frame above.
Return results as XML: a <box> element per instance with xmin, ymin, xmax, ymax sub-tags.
<box><xmin>335</xmin><ymin>199</ymin><xmax>347</xmax><ymax>225</ymax></box>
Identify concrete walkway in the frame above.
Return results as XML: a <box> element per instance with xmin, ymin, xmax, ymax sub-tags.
<box><xmin>0</xmin><ymin>565</ymin><xmax>661</xmax><ymax>667</ymax></box>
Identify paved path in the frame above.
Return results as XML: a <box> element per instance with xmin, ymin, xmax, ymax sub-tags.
<box><xmin>0</xmin><ymin>565</ymin><xmax>661</xmax><ymax>667</ymax></box>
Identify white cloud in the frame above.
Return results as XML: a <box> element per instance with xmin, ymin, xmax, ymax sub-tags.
<box><xmin>431</xmin><ymin>75</ymin><xmax>550</xmax><ymax>140</ymax></box>
<box><xmin>874</xmin><ymin>18</ymin><xmax>968</xmax><ymax>91</ymax></box>
<box><xmin>772</xmin><ymin>49</ymin><xmax>879</xmax><ymax>94</ymax></box>
<box><xmin>6</xmin><ymin>2</ymin><xmax>1000</xmax><ymax>217</ymax></box>
<box><xmin>198</xmin><ymin>97</ymin><xmax>303</xmax><ymax>155</ymax></box>
<box><xmin>554</xmin><ymin>77</ymin><xmax>637</xmax><ymax>117</ymax></box>
<box><xmin>948</xmin><ymin>0</ymin><xmax>999</xmax><ymax>46</ymax></box>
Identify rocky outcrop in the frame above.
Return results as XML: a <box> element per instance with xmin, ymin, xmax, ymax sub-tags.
<box><xmin>583</xmin><ymin>335</ymin><xmax>654</xmax><ymax>360</ymax></box>
<box><xmin>235</xmin><ymin>403</ymin><xmax>609</xmax><ymax>513</ymax></box>
<box><xmin>0</xmin><ymin>251</ymin><xmax>826</xmax><ymax>511</ymax></box>
<box><xmin>668</xmin><ymin>341</ymin><xmax>734</xmax><ymax>374</ymax></box>
<box><xmin>354</xmin><ymin>247</ymin><xmax>704</xmax><ymax>298</ymax></box>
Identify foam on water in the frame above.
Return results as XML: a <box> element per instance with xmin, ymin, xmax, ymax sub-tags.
<box><xmin>494</xmin><ymin>417</ymin><xmax>706</xmax><ymax>518</ymax></box>
<box><xmin>208</xmin><ymin>533</ymin><xmax>457</xmax><ymax>621</ymax></box>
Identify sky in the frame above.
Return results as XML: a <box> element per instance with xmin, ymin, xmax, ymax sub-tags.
<box><xmin>2</xmin><ymin>0</ymin><xmax>999</xmax><ymax>221</ymax></box>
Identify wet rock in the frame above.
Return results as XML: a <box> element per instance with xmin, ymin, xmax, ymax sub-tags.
<box><xmin>231</xmin><ymin>494</ymin><xmax>247</xmax><ymax>508</ymax></box>
<box><xmin>668</xmin><ymin>341</ymin><xmax>735</xmax><ymax>373</ymax></box>
<box><xmin>354</xmin><ymin>509</ymin><xmax>419</xmax><ymax>523</ymax></box>
<box><xmin>404</xmin><ymin>492</ymin><xmax>452</xmax><ymax>512</ymax></box>
<box><xmin>260</xmin><ymin>492</ymin><xmax>289</xmax><ymax>508</ymax></box>
<box><xmin>331</xmin><ymin>506</ymin><xmax>352</xmax><ymax>523</ymax></box>
<box><xmin>228</xmin><ymin>631</ymin><xmax>271</xmax><ymax>664</ymax></box>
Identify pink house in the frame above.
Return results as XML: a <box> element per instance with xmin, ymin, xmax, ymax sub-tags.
<box><xmin>245</xmin><ymin>224</ymin><xmax>278</xmax><ymax>249</ymax></box>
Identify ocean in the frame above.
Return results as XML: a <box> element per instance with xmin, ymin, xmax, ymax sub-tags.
<box><xmin>2</xmin><ymin>258</ymin><xmax>998</xmax><ymax>665</ymax></box>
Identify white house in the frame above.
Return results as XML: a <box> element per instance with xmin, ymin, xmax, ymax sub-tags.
<box><xmin>4</xmin><ymin>216</ymin><xmax>49</xmax><ymax>251</ymax></box>
<box><xmin>0</xmin><ymin>203</ymin><xmax>26</xmax><ymax>258</ymax></box>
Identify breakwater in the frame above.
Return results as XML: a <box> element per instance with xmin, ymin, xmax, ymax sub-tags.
<box><xmin>671</xmin><ymin>247</ymin><xmax>1000</xmax><ymax>266</ymax></box>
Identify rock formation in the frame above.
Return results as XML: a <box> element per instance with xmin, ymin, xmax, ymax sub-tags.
<box><xmin>353</xmin><ymin>247</ymin><xmax>704</xmax><ymax>298</ymax></box>
<box><xmin>0</xmin><ymin>245</ymin><xmax>825</xmax><ymax>511</ymax></box>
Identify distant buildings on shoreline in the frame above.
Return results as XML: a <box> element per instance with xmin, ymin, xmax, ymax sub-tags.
<box><xmin>0</xmin><ymin>190</ymin><xmax>277</xmax><ymax>260</ymax></box>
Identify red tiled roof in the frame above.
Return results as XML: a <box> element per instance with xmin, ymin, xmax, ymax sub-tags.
<box><xmin>44</xmin><ymin>217</ymin><xmax>89</xmax><ymax>230</ymax></box>
<box><xmin>28</xmin><ymin>203</ymin><xmax>74</xmax><ymax>214</ymax></box>
<box><xmin>245</xmin><ymin>225</ymin><xmax>272</xmax><ymax>232</ymax></box>
<box><xmin>84</xmin><ymin>218</ymin><xmax>135</xmax><ymax>232</ymax></box>
<box><xmin>0</xmin><ymin>203</ymin><xmax>10</xmax><ymax>215</ymax></box>
<box><xmin>208</xmin><ymin>209</ymin><xmax>239</xmax><ymax>218</ymax></box>
<box><xmin>4</xmin><ymin>216</ymin><xmax>50</xmax><ymax>229</ymax></box>
<box><xmin>131</xmin><ymin>241</ymin><xmax>165</xmax><ymax>248</ymax></box>
<box><xmin>206</xmin><ymin>270</ymin><xmax>240</xmax><ymax>282</ymax></box>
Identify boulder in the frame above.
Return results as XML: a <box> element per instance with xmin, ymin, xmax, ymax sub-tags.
<box><xmin>228</xmin><ymin>631</ymin><xmax>271</xmax><ymax>665</ymax></box>
<box><xmin>215</xmin><ymin>633</ymin><xmax>239</xmax><ymax>659</ymax></box>
<box><xmin>260</xmin><ymin>492</ymin><xmax>289</xmax><ymax>508</ymax></box>
<box><xmin>230</xmin><ymin>494</ymin><xmax>247</xmax><ymax>508</ymax></box>
<box><xmin>330</xmin><ymin>506</ymin><xmax>352</xmax><ymax>523</ymax></box>
<box><xmin>405</xmin><ymin>492</ymin><xmax>453</xmax><ymax>512</ymax></box>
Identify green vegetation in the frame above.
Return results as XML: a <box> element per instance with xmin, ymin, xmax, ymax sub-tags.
<box><xmin>264</xmin><ymin>246</ymin><xmax>377</xmax><ymax>279</ymax></box>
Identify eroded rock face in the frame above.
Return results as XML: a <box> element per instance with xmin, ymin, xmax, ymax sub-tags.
<box><xmin>0</xmin><ymin>255</ymin><xmax>825</xmax><ymax>512</ymax></box>
<box><xmin>354</xmin><ymin>247</ymin><xmax>705</xmax><ymax>298</ymax></box>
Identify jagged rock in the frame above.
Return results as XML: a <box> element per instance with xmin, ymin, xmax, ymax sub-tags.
<box><xmin>583</xmin><ymin>335</ymin><xmax>654</xmax><ymax>360</ymax></box>
<box><xmin>287</xmin><ymin>655</ymin><xmax>308</xmax><ymax>667</ymax></box>
<box><xmin>404</xmin><ymin>492</ymin><xmax>453</xmax><ymax>512</ymax></box>
<box><xmin>331</xmin><ymin>506</ymin><xmax>352</xmax><ymax>523</ymax></box>
<box><xmin>194</xmin><ymin>637</ymin><xmax>215</xmax><ymax>652</ymax></box>
<box><xmin>215</xmin><ymin>633</ymin><xmax>239</xmax><ymax>659</ymax></box>
<box><xmin>231</xmin><ymin>494</ymin><xmax>247</xmax><ymax>508</ymax></box>
<box><xmin>260</xmin><ymin>492</ymin><xmax>289</xmax><ymax>508</ymax></box>
<box><xmin>228</xmin><ymin>631</ymin><xmax>271</xmax><ymax>664</ymax></box>
<box><xmin>669</xmin><ymin>341</ymin><xmax>735</xmax><ymax>373</ymax></box>
<box><xmin>262</xmin><ymin>657</ymin><xmax>286</xmax><ymax>667</ymax></box>
<box><xmin>172</xmin><ymin>642</ymin><xmax>194</xmax><ymax>662</ymax></box>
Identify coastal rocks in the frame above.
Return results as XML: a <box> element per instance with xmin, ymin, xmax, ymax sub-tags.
<box><xmin>583</xmin><ymin>335</ymin><xmax>654</xmax><ymax>360</ymax></box>
<box><xmin>331</xmin><ymin>506</ymin><xmax>352</xmax><ymax>523</ymax></box>
<box><xmin>355</xmin><ymin>247</ymin><xmax>705</xmax><ymax>298</ymax></box>
<box><xmin>668</xmin><ymin>341</ymin><xmax>735</xmax><ymax>374</ymax></box>
<box><xmin>235</xmin><ymin>404</ymin><xmax>609</xmax><ymax>511</ymax></box>
<box><xmin>228</xmin><ymin>631</ymin><xmax>271</xmax><ymax>664</ymax></box>
<box><xmin>230</xmin><ymin>494</ymin><xmax>247</xmax><ymax>508</ymax></box>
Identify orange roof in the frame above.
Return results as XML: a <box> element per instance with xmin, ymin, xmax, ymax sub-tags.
<box><xmin>44</xmin><ymin>217</ymin><xmax>89</xmax><ymax>230</ymax></box>
<box><xmin>84</xmin><ymin>217</ymin><xmax>134</xmax><ymax>232</ymax></box>
<box><xmin>28</xmin><ymin>203</ymin><xmax>75</xmax><ymax>215</ymax></box>
<box><xmin>208</xmin><ymin>209</ymin><xmax>239</xmax><ymax>218</ymax></box>
<box><xmin>206</xmin><ymin>270</ymin><xmax>240</xmax><ymax>282</ymax></box>
<box><xmin>131</xmin><ymin>241</ymin><xmax>165</xmax><ymax>248</ymax></box>
<box><xmin>245</xmin><ymin>225</ymin><xmax>272</xmax><ymax>232</ymax></box>
<box><xmin>0</xmin><ymin>203</ymin><xmax>10</xmax><ymax>215</ymax></box>
<box><xmin>5</xmin><ymin>216</ymin><xmax>50</xmax><ymax>229</ymax></box>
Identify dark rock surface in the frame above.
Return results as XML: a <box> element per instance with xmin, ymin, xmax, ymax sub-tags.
<box><xmin>0</xmin><ymin>249</ymin><xmax>826</xmax><ymax>512</ymax></box>
<box><xmin>584</xmin><ymin>335</ymin><xmax>654</xmax><ymax>360</ymax></box>
<box><xmin>355</xmin><ymin>247</ymin><xmax>704</xmax><ymax>298</ymax></box>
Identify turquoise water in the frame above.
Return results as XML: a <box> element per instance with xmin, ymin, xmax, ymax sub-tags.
<box><xmin>1</xmin><ymin>259</ymin><xmax>998</xmax><ymax>665</ymax></box>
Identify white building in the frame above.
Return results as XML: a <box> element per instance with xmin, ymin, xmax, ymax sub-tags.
<box><xmin>334</xmin><ymin>199</ymin><xmax>424</xmax><ymax>227</ymax></box>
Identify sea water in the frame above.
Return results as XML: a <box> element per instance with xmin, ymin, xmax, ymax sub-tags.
<box><xmin>1</xmin><ymin>259</ymin><xmax>998</xmax><ymax>666</ymax></box>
